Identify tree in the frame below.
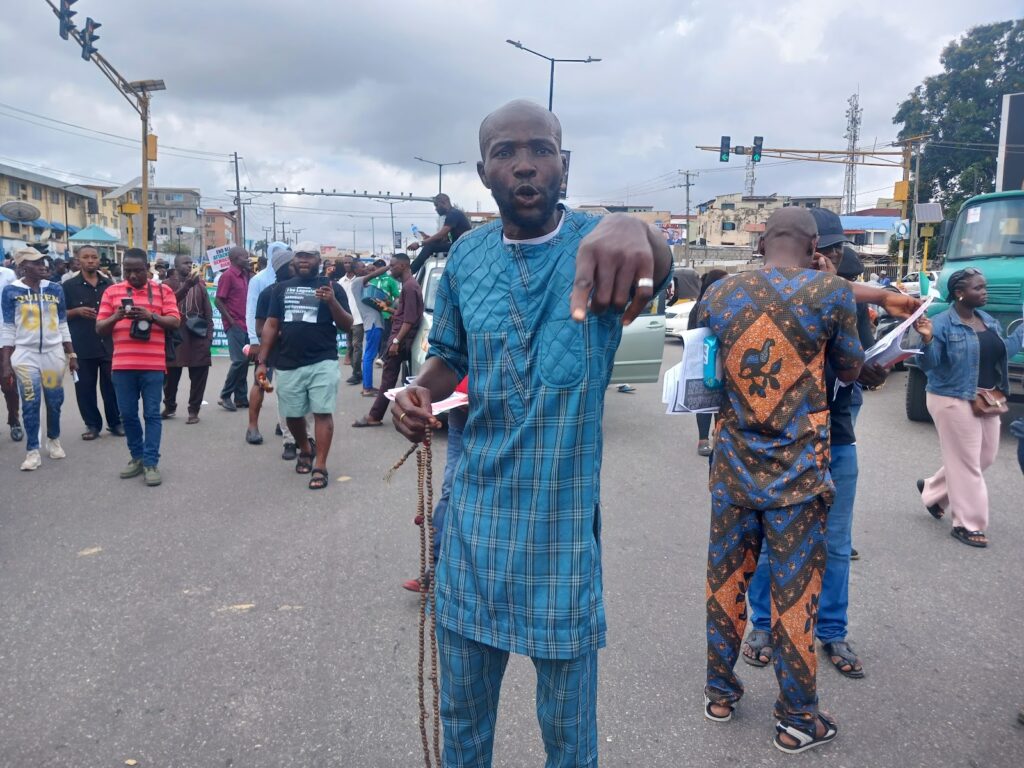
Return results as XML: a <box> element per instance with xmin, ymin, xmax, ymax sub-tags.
<box><xmin>893</xmin><ymin>19</ymin><xmax>1024</xmax><ymax>217</ymax></box>
<box><xmin>253</xmin><ymin>239</ymin><xmax>268</xmax><ymax>255</ymax></box>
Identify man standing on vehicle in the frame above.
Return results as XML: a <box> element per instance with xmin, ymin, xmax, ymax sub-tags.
<box><xmin>352</xmin><ymin>253</ymin><xmax>422</xmax><ymax>428</ymax></box>
<box><xmin>391</xmin><ymin>99</ymin><xmax>672</xmax><ymax>765</ymax></box>
<box><xmin>215</xmin><ymin>246</ymin><xmax>251</xmax><ymax>411</ymax></box>
<box><xmin>407</xmin><ymin>193</ymin><xmax>473</xmax><ymax>273</ymax></box>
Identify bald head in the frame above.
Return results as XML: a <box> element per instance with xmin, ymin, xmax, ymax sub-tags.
<box><xmin>478</xmin><ymin>99</ymin><xmax>562</xmax><ymax>158</ymax></box>
<box><xmin>760</xmin><ymin>208</ymin><xmax>818</xmax><ymax>268</ymax></box>
<box><xmin>228</xmin><ymin>246</ymin><xmax>249</xmax><ymax>270</ymax></box>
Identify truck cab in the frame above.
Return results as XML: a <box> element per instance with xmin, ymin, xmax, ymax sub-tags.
<box><xmin>905</xmin><ymin>190</ymin><xmax>1024</xmax><ymax>421</ymax></box>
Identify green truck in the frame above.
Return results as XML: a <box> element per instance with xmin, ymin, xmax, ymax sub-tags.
<box><xmin>905</xmin><ymin>190</ymin><xmax>1024</xmax><ymax>421</ymax></box>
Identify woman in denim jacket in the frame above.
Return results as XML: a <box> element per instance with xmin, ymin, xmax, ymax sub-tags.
<box><xmin>912</xmin><ymin>268</ymin><xmax>1024</xmax><ymax>547</ymax></box>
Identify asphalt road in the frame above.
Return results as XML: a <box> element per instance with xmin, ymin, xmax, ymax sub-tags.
<box><xmin>1</xmin><ymin>347</ymin><xmax>1022</xmax><ymax>767</ymax></box>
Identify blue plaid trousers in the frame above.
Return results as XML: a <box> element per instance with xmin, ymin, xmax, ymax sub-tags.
<box><xmin>438</xmin><ymin>624</ymin><xmax>598</xmax><ymax>767</ymax></box>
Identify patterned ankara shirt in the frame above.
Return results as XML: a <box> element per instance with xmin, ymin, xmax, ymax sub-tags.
<box><xmin>695</xmin><ymin>267</ymin><xmax>863</xmax><ymax>510</ymax></box>
<box><xmin>426</xmin><ymin>207</ymin><xmax>667</xmax><ymax>660</ymax></box>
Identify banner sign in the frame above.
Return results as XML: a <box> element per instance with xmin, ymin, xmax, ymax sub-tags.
<box><xmin>207</xmin><ymin>245</ymin><xmax>232</xmax><ymax>273</ymax></box>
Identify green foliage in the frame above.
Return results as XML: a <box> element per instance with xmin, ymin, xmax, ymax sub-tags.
<box><xmin>893</xmin><ymin>19</ymin><xmax>1024</xmax><ymax>217</ymax></box>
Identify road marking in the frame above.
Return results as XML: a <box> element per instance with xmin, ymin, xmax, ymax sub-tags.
<box><xmin>77</xmin><ymin>546</ymin><xmax>102</xmax><ymax>557</ymax></box>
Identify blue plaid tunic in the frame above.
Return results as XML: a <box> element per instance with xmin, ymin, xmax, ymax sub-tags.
<box><xmin>428</xmin><ymin>208</ymin><xmax>646</xmax><ymax>659</ymax></box>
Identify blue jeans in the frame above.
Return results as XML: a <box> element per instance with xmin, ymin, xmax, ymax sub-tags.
<box><xmin>749</xmin><ymin>443</ymin><xmax>858</xmax><ymax>643</ymax></box>
<box><xmin>433</xmin><ymin>406</ymin><xmax>466</xmax><ymax>563</ymax></box>
<box><xmin>113</xmin><ymin>370</ymin><xmax>164</xmax><ymax>467</ymax></box>
<box><xmin>362</xmin><ymin>325</ymin><xmax>382</xmax><ymax>390</ymax></box>
<box><xmin>219</xmin><ymin>325</ymin><xmax>249</xmax><ymax>402</ymax></box>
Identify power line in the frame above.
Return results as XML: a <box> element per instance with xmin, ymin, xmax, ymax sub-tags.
<box><xmin>0</xmin><ymin>101</ymin><xmax>229</xmax><ymax>156</ymax></box>
<box><xmin>0</xmin><ymin>155</ymin><xmax>121</xmax><ymax>185</ymax></box>
<box><xmin>0</xmin><ymin>108</ymin><xmax>230</xmax><ymax>163</ymax></box>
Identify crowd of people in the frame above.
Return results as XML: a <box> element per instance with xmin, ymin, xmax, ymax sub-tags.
<box><xmin>0</xmin><ymin>228</ymin><xmax>433</xmax><ymax>491</ymax></box>
<box><xmin>3</xmin><ymin>98</ymin><xmax>1023</xmax><ymax>762</ymax></box>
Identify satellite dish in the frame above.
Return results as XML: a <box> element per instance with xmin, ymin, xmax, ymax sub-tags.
<box><xmin>0</xmin><ymin>200</ymin><xmax>41</xmax><ymax>222</ymax></box>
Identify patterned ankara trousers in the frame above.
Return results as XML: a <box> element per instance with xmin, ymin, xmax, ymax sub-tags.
<box><xmin>705</xmin><ymin>495</ymin><xmax>827</xmax><ymax>730</ymax></box>
<box><xmin>437</xmin><ymin>624</ymin><xmax>598</xmax><ymax>768</ymax></box>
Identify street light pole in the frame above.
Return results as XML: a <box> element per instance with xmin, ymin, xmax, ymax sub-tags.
<box><xmin>414</xmin><ymin>157</ymin><xmax>466</xmax><ymax>196</ymax></box>
<box><xmin>505</xmin><ymin>39</ymin><xmax>601</xmax><ymax>111</ymax></box>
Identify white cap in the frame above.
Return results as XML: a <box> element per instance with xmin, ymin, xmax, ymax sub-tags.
<box><xmin>292</xmin><ymin>241</ymin><xmax>321</xmax><ymax>256</ymax></box>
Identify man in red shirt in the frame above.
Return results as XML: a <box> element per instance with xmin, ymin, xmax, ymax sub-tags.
<box><xmin>96</xmin><ymin>248</ymin><xmax>181</xmax><ymax>487</ymax></box>
<box><xmin>214</xmin><ymin>246</ymin><xmax>251</xmax><ymax>411</ymax></box>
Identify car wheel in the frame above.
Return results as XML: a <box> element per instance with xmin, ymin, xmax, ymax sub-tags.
<box><xmin>905</xmin><ymin>366</ymin><xmax>931</xmax><ymax>423</ymax></box>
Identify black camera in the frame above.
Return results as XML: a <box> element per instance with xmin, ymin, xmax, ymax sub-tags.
<box><xmin>129</xmin><ymin>317</ymin><xmax>152</xmax><ymax>341</ymax></box>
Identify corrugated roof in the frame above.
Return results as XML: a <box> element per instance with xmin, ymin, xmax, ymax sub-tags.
<box><xmin>0</xmin><ymin>162</ymin><xmax>97</xmax><ymax>199</ymax></box>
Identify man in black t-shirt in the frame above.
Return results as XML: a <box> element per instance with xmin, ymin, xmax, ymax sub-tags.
<box><xmin>408</xmin><ymin>193</ymin><xmax>472</xmax><ymax>273</ymax></box>
<box><xmin>255</xmin><ymin>242</ymin><xmax>352</xmax><ymax>490</ymax></box>
<box><xmin>63</xmin><ymin>245</ymin><xmax>122</xmax><ymax>439</ymax></box>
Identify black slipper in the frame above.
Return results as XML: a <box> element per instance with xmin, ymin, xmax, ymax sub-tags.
<box><xmin>951</xmin><ymin>526</ymin><xmax>987</xmax><ymax>548</ymax></box>
<box><xmin>821</xmin><ymin>640</ymin><xmax>865</xmax><ymax>679</ymax></box>
<box><xmin>916</xmin><ymin>479</ymin><xmax>944</xmax><ymax>519</ymax></box>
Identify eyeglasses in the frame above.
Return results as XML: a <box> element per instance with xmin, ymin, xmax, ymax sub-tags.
<box><xmin>961</xmin><ymin>268</ymin><xmax>981</xmax><ymax>276</ymax></box>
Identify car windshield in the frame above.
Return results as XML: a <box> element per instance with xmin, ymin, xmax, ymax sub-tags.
<box><xmin>422</xmin><ymin>265</ymin><xmax>445</xmax><ymax>312</ymax></box>
<box><xmin>947</xmin><ymin>197</ymin><xmax>1024</xmax><ymax>260</ymax></box>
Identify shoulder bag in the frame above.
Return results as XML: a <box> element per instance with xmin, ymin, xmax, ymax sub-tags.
<box><xmin>183</xmin><ymin>283</ymin><xmax>210</xmax><ymax>338</ymax></box>
<box><xmin>972</xmin><ymin>387</ymin><xmax>1008</xmax><ymax>417</ymax></box>
<box><xmin>154</xmin><ymin>283</ymin><xmax>183</xmax><ymax>362</ymax></box>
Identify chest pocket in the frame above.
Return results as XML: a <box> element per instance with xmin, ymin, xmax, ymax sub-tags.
<box><xmin>538</xmin><ymin>319</ymin><xmax>584</xmax><ymax>388</ymax></box>
<box><xmin>469</xmin><ymin>330</ymin><xmax>525</xmax><ymax>420</ymax></box>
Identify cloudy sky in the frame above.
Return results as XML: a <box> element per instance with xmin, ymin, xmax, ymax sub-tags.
<box><xmin>2</xmin><ymin>0</ymin><xmax>1020</xmax><ymax>249</ymax></box>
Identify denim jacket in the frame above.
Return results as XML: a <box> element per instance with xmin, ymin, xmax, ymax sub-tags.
<box><xmin>916</xmin><ymin>308</ymin><xmax>1023</xmax><ymax>400</ymax></box>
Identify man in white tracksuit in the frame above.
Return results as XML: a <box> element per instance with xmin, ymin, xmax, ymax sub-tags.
<box><xmin>0</xmin><ymin>248</ymin><xmax>79</xmax><ymax>470</ymax></box>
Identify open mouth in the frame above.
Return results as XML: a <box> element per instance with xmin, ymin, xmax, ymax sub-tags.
<box><xmin>513</xmin><ymin>185</ymin><xmax>540</xmax><ymax>205</ymax></box>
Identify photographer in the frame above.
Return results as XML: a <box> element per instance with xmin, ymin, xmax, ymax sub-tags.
<box><xmin>96</xmin><ymin>249</ymin><xmax>181</xmax><ymax>487</ymax></box>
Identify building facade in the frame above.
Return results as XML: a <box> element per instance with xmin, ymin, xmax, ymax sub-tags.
<box><xmin>693</xmin><ymin>193</ymin><xmax>842</xmax><ymax>249</ymax></box>
<box><xmin>0</xmin><ymin>163</ymin><xmax>121</xmax><ymax>256</ymax></box>
<box><xmin>148</xmin><ymin>187</ymin><xmax>202</xmax><ymax>247</ymax></box>
<box><xmin>202</xmin><ymin>208</ymin><xmax>236</xmax><ymax>249</ymax></box>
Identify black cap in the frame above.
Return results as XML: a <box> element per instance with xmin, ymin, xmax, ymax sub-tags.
<box><xmin>808</xmin><ymin>207</ymin><xmax>849</xmax><ymax>249</ymax></box>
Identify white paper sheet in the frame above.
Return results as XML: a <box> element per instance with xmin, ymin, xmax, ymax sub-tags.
<box><xmin>661</xmin><ymin>328</ymin><xmax>722</xmax><ymax>414</ymax></box>
<box><xmin>863</xmin><ymin>294</ymin><xmax>934</xmax><ymax>369</ymax></box>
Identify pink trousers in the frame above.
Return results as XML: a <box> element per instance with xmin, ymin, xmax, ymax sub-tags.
<box><xmin>922</xmin><ymin>392</ymin><xmax>1001</xmax><ymax>532</ymax></box>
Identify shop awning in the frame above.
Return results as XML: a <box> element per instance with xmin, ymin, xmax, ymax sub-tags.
<box><xmin>31</xmin><ymin>218</ymin><xmax>49</xmax><ymax>229</ymax></box>
<box><xmin>49</xmin><ymin>220</ymin><xmax>67</xmax><ymax>232</ymax></box>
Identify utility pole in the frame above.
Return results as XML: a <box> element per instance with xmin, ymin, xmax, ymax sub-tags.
<box><xmin>292</xmin><ymin>228</ymin><xmax>304</xmax><ymax>243</ymax></box>
<box><xmin>232</xmin><ymin>151</ymin><xmax>243</xmax><ymax>245</ymax></box>
<box><xmin>262</xmin><ymin>226</ymin><xmax>273</xmax><ymax>252</ymax></box>
<box><xmin>271</xmin><ymin>201</ymin><xmax>277</xmax><ymax>242</ymax></box>
<box><xmin>681</xmin><ymin>171</ymin><xmax>697</xmax><ymax>265</ymax></box>
<box><xmin>278</xmin><ymin>220</ymin><xmax>290</xmax><ymax>243</ymax></box>
<box><xmin>744</xmin><ymin>156</ymin><xmax>755</xmax><ymax>197</ymax></box>
<box><xmin>909</xmin><ymin>141</ymin><xmax>923</xmax><ymax>270</ymax></box>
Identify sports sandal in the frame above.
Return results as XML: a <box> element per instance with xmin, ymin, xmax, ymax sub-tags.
<box><xmin>773</xmin><ymin>712</ymin><xmax>838</xmax><ymax>754</ymax></box>
<box><xmin>741</xmin><ymin>629</ymin><xmax>773</xmax><ymax>667</ymax></box>
<box><xmin>295</xmin><ymin>451</ymin><xmax>313</xmax><ymax>475</ymax></box>
<box><xmin>308</xmin><ymin>468</ymin><xmax>329</xmax><ymax>490</ymax></box>
<box><xmin>821</xmin><ymin>640</ymin><xmax>864</xmax><ymax>678</ymax></box>
<box><xmin>703</xmin><ymin>694</ymin><xmax>733</xmax><ymax>723</ymax></box>
<box><xmin>951</xmin><ymin>526</ymin><xmax>987</xmax><ymax>548</ymax></box>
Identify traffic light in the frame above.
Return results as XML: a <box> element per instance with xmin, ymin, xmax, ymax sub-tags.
<box><xmin>80</xmin><ymin>16</ymin><xmax>100</xmax><ymax>61</ymax></box>
<box><xmin>719</xmin><ymin>136</ymin><xmax>730</xmax><ymax>162</ymax></box>
<box><xmin>58</xmin><ymin>0</ymin><xmax>77</xmax><ymax>40</ymax></box>
<box><xmin>752</xmin><ymin>136</ymin><xmax>763</xmax><ymax>163</ymax></box>
<box><xmin>146</xmin><ymin>213</ymin><xmax>155</xmax><ymax>242</ymax></box>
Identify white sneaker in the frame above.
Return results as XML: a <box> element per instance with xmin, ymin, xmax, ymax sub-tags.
<box><xmin>20</xmin><ymin>450</ymin><xmax>42</xmax><ymax>471</ymax></box>
<box><xmin>46</xmin><ymin>438</ymin><xmax>66</xmax><ymax>459</ymax></box>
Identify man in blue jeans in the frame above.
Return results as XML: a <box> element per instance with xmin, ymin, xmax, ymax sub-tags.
<box><xmin>96</xmin><ymin>249</ymin><xmax>181</xmax><ymax>487</ymax></box>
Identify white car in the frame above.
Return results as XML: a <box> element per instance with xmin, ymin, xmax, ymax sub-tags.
<box><xmin>664</xmin><ymin>299</ymin><xmax>697</xmax><ymax>339</ymax></box>
<box><xmin>410</xmin><ymin>256</ymin><xmax>667</xmax><ymax>385</ymax></box>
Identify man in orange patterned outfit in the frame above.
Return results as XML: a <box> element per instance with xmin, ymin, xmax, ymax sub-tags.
<box><xmin>694</xmin><ymin>208</ymin><xmax>864</xmax><ymax>754</ymax></box>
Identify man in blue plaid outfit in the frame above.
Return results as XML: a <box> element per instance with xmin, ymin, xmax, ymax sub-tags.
<box><xmin>393</xmin><ymin>100</ymin><xmax>672</xmax><ymax>767</ymax></box>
